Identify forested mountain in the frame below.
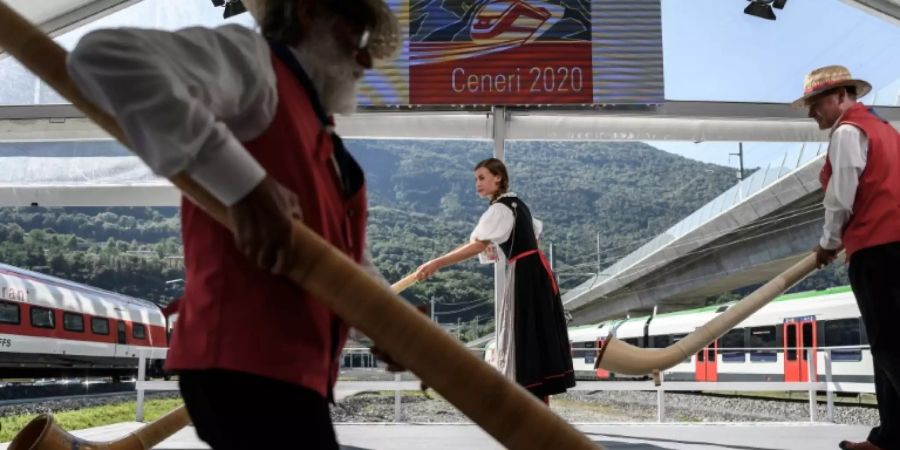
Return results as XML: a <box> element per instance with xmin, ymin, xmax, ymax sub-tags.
<box><xmin>0</xmin><ymin>207</ymin><xmax>183</xmax><ymax>304</ymax></box>
<box><xmin>0</xmin><ymin>140</ymin><xmax>847</xmax><ymax>335</ymax></box>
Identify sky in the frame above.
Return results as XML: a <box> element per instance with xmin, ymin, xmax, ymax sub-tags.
<box><xmin>650</xmin><ymin>0</ymin><xmax>900</xmax><ymax>169</ymax></box>
<box><xmin>2</xmin><ymin>0</ymin><xmax>899</xmax><ymax>170</ymax></box>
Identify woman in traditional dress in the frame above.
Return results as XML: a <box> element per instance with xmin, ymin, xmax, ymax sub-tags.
<box><xmin>414</xmin><ymin>158</ymin><xmax>575</xmax><ymax>402</ymax></box>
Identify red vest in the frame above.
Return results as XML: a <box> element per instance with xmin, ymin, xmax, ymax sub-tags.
<box><xmin>819</xmin><ymin>102</ymin><xmax>900</xmax><ymax>258</ymax></box>
<box><xmin>164</xmin><ymin>52</ymin><xmax>368</xmax><ymax>400</ymax></box>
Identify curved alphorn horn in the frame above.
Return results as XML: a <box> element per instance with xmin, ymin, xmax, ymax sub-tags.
<box><xmin>0</xmin><ymin>3</ymin><xmax>598</xmax><ymax>450</ymax></box>
<box><xmin>595</xmin><ymin>252</ymin><xmax>826</xmax><ymax>375</ymax></box>
<box><xmin>391</xmin><ymin>272</ymin><xmax>418</xmax><ymax>294</ymax></box>
<box><xmin>9</xmin><ymin>407</ymin><xmax>189</xmax><ymax>450</ymax></box>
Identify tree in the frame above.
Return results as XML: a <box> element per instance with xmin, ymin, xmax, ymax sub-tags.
<box><xmin>65</xmin><ymin>235</ymin><xmax>78</xmax><ymax>250</ymax></box>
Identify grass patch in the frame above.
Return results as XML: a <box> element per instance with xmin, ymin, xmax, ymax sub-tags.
<box><xmin>353</xmin><ymin>390</ymin><xmax>431</xmax><ymax>399</ymax></box>
<box><xmin>0</xmin><ymin>398</ymin><xmax>184</xmax><ymax>443</ymax></box>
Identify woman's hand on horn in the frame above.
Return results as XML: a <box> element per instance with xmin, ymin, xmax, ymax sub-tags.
<box><xmin>415</xmin><ymin>260</ymin><xmax>440</xmax><ymax>280</ymax></box>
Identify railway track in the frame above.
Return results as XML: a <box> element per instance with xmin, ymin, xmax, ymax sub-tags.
<box><xmin>0</xmin><ymin>390</ymin><xmax>135</xmax><ymax>408</ymax></box>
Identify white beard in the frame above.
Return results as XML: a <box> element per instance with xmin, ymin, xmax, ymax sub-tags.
<box><xmin>293</xmin><ymin>27</ymin><xmax>362</xmax><ymax>116</ymax></box>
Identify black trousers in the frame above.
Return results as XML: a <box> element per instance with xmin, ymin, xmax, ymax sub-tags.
<box><xmin>178</xmin><ymin>369</ymin><xmax>339</xmax><ymax>450</ymax></box>
<box><xmin>849</xmin><ymin>242</ymin><xmax>900</xmax><ymax>450</ymax></box>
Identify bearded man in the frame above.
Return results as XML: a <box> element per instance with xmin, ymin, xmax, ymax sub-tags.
<box><xmin>66</xmin><ymin>1</ymin><xmax>400</xmax><ymax>448</ymax></box>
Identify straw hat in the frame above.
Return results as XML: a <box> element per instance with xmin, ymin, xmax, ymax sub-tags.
<box><xmin>240</xmin><ymin>0</ymin><xmax>401</xmax><ymax>61</ymax></box>
<box><xmin>791</xmin><ymin>65</ymin><xmax>871</xmax><ymax>108</ymax></box>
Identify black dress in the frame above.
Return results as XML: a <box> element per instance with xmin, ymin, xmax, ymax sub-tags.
<box><xmin>493</xmin><ymin>195</ymin><xmax>576</xmax><ymax>397</ymax></box>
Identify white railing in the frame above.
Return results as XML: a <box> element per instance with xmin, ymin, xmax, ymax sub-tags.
<box><xmin>135</xmin><ymin>347</ymin><xmax>874</xmax><ymax>423</ymax></box>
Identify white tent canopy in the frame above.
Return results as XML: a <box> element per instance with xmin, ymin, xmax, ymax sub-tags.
<box><xmin>842</xmin><ymin>0</ymin><xmax>900</xmax><ymax>25</ymax></box>
<box><xmin>2</xmin><ymin>101</ymin><xmax>899</xmax><ymax>207</ymax></box>
<box><xmin>5</xmin><ymin>0</ymin><xmax>899</xmax><ymax>40</ymax></box>
<box><xmin>5</xmin><ymin>102</ymin><xmax>900</xmax><ymax>143</ymax></box>
<box><xmin>4</xmin><ymin>0</ymin><xmax>138</xmax><ymax>40</ymax></box>
<box><xmin>2</xmin><ymin>0</ymin><xmax>899</xmax><ymax>208</ymax></box>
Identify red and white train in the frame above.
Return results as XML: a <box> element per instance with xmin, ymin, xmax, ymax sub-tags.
<box><xmin>0</xmin><ymin>262</ymin><xmax>169</xmax><ymax>379</ymax></box>
<box><xmin>564</xmin><ymin>286</ymin><xmax>873</xmax><ymax>390</ymax></box>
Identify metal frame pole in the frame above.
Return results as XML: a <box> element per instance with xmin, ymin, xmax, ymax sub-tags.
<box><xmin>807</xmin><ymin>348</ymin><xmax>817</xmax><ymax>422</ymax></box>
<box><xmin>825</xmin><ymin>349</ymin><xmax>834</xmax><ymax>422</ymax></box>
<box><xmin>491</xmin><ymin>106</ymin><xmax>507</xmax><ymax>330</ymax></box>
<box><xmin>394</xmin><ymin>372</ymin><xmax>402</xmax><ymax>422</ymax></box>
<box><xmin>136</xmin><ymin>350</ymin><xmax>146</xmax><ymax>422</ymax></box>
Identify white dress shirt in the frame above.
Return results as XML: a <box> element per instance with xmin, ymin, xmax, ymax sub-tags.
<box><xmin>66</xmin><ymin>24</ymin><xmax>277</xmax><ymax>207</ymax></box>
<box><xmin>820</xmin><ymin>123</ymin><xmax>869</xmax><ymax>250</ymax></box>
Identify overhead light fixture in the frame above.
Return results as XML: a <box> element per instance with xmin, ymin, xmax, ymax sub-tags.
<box><xmin>223</xmin><ymin>1</ymin><xmax>247</xmax><ymax>18</ymax></box>
<box><xmin>744</xmin><ymin>0</ymin><xmax>777</xmax><ymax>20</ymax></box>
<box><xmin>773</xmin><ymin>0</ymin><xmax>787</xmax><ymax>9</ymax></box>
<box><xmin>211</xmin><ymin>0</ymin><xmax>246</xmax><ymax>18</ymax></box>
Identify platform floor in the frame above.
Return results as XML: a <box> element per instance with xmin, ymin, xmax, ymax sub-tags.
<box><xmin>1</xmin><ymin>421</ymin><xmax>870</xmax><ymax>449</ymax></box>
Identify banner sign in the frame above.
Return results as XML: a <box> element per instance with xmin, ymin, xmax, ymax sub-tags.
<box><xmin>358</xmin><ymin>0</ymin><xmax>663</xmax><ymax>107</ymax></box>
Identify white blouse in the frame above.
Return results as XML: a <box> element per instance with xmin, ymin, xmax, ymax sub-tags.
<box><xmin>469</xmin><ymin>193</ymin><xmax>543</xmax><ymax>263</ymax></box>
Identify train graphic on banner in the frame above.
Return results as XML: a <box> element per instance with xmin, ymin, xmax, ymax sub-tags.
<box><xmin>356</xmin><ymin>0</ymin><xmax>665</xmax><ymax>107</ymax></box>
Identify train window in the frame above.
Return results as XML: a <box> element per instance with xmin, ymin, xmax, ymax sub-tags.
<box><xmin>830</xmin><ymin>348</ymin><xmax>863</xmax><ymax>362</ymax></box>
<box><xmin>786</xmin><ymin>324</ymin><xmax>798</xmax><ymax>361</ymax></box>
<box><xmin>572</xmin><ymin>341</ymin><xmax>596</xmax><ymax>358</ymax></box>
<box><xmin>749</xmin><ymin>325</ymin><xmax>777</xmax><ymax>362</ymax></box>
<box><xmin>623</xmin><ymin>338</ymin><xmax>640</xmax><ymax>347</ymax></box>
<box><xmin>133</xmin><ymin>323</ymin><xmax>146</xmax><ymax>340</ymax></box>
<box><xmin>30</xmin><ymin>306</ymin><xmax>55</xmax><ymax>329</ymax></box>
<box><xmin>0</xmin><ymin>301</ymin><xmax>20</xmax><ymax>324</ymax></box>
<box><xmin>91</xmin><ymin>317</ymin><xmax>110</xmax><ymax>335</ymax></box>
<box><xmin>823</xmin><ymin>319</ymin><xmax>863</xmax><ymax>362</ymax></box>
<box><xmin>800</xmin><ymin>322</ymin><xmax>814</xmax><ymax>361</ymax></box>
<box><xmin>63</xmin><ymin>312</ymin><xmax>84</xmax><ymax>332</ymax></box>
<box><xmin>650</xmin><ymin>335</ymin><xmax>671</xmax><ymax>348</ymax></box>
<box><xmin>720</xmin><ymin>328</ymin><xmax>746</xmax><ymax>363</ymax></box>
<box><xmin>822</xmin><ymin>319</ymin><xmax>861</xmax><ymax>346</ymax></box>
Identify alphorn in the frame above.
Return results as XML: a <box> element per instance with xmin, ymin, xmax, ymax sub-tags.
<box><xmin>392</xmin><ymin>272</ymin><xmax>419</xmax><ymax>294</ymax></box>
<box><xmin>0</xmin><ymin>3</ymin><xmax>598</xmax><ymax>450</ymax></box>
<box><xmin>595</xmin><ymin>252</ymin><xmax>826</xmax><ymax>375</ymax></box>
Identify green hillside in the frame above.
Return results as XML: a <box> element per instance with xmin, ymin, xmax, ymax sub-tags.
<box><xmin>0</xmin><ymin>139</ymin><xmax>848</xmax><ymax>333</ymax></box>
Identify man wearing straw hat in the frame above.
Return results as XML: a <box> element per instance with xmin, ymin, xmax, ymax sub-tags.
<box><xmin>799</xmin><ymin>65</ymin><xmax>900</xmax><ymax>450</ymax></box>
<box><xmin>66</xmin><ymin>0</ymin><xmax>400</xmax><ymax>448</ymax></box>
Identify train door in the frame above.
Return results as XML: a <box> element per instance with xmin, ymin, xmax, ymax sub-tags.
<box><xmin>783</xmin><ymin>317</ymin><xmax>817</xmax><ymax>382</ymax></box>
<box><xmin>594</xmin><ymin>338</ymin><xmax>609</xmax><ymax>379</ymax></box>
<box><xmin>695</xmin><ymin>340</ymin><xmax>718</xmax><ymax>381</ymax></box>
<box><xmin>117</xmin><ymin>320</ymin><xmax>127</xmax><ymax>345</ymax></box>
